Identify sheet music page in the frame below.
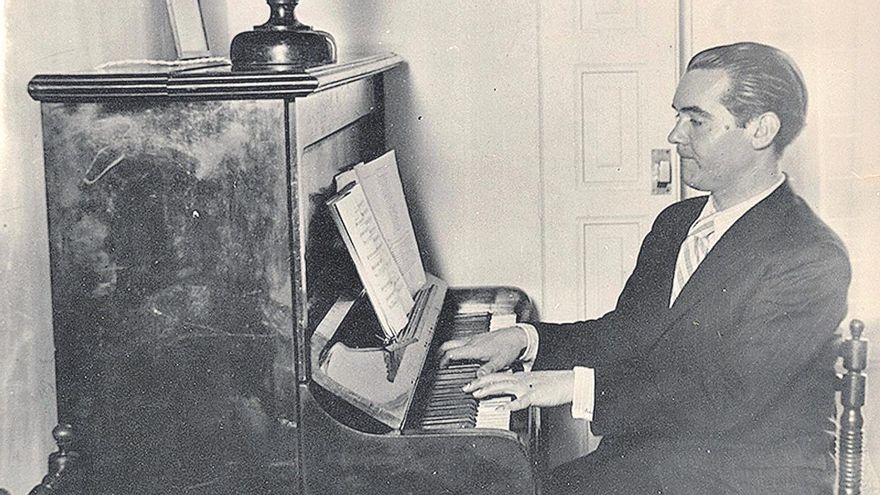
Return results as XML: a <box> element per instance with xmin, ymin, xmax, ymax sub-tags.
<box><xmin>334</xmin><ymin>167</ymin><xmax>359</xmax><ymax>191</ymax></box>
<box><xmin>328</xmin><ymin>183</ymin><xmax>414</xmax><ymax>338</ymax></box>
<box><xmin>352</xmin><ymin>151</ymin><xmax>427</xmax><ymax>295</ymax></box>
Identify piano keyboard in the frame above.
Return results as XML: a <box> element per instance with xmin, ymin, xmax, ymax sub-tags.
<box><xmin>419</xmin><ymin>312</ymin><xmax>518</xmax><ymax>430</ymax></box>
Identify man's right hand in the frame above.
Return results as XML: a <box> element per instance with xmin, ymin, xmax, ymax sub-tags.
<box><xmin>438</xmin><ymin>326</ymin><xmax>528</xmax><ymax>377</ymax></box>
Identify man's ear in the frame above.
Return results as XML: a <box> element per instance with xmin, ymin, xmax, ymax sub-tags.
<box><xmin>748</xmin><ymin>112</ymin><xmax>781</xmax><ymax>150</ymax></box>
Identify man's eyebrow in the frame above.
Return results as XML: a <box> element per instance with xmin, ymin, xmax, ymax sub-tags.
<box><xmin>672</xmin><ymin>105</ymin><xmax>712</xmax><ymax>119</ymax></box>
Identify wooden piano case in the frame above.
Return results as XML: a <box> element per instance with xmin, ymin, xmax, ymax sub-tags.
<box><xmin>28</xmin><ymin>55</ymin><xmax>539</xmax><ymax>494</ymax></box>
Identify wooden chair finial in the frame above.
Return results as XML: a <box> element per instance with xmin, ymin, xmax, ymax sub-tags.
<box><xmin>838</xmin><ymin>319</ymin><xmax>868</xmax><ymax>495</ymax></box>
<box><xmin>850</xmin><ymin>319</ymin><xmax>865</xmax><ymax>341</ymax></box>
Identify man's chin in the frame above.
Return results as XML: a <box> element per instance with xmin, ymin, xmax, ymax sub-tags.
<box><xmin>681</xmin><ymin>167</ymin><xmax>709</xmax><ymax>191</ymax></box>
<box><xmin>684</xmin><ymin>182</ymin><xmax>710</xmax><ymax>192</ymax></box>
<box><xmin>680</xmin><ymin>159</ymin><xmax>697</xmax><ymax>177</ymax></box>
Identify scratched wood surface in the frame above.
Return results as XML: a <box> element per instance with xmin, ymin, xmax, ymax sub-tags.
<box><xmin>40</xmin><ymin>99</ymin><xmax>298</xmax><ymax>493</ymax></box>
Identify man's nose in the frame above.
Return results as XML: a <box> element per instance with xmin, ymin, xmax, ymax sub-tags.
<box><xmin>667</xmin><ymin>121</ymin><xmax>686</xmax><ymax>145</ymax></box>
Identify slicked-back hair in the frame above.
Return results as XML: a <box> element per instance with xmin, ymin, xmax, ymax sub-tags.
<box><xmin>687</xmin><ymin>42</ymin><xmax>808</xmax><ymax>155</ymax></box>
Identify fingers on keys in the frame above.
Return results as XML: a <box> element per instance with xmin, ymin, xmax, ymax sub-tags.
<box><xmin>438</xmin><ymin>339</ymin><xmax>469</xmax><ymax>368</ymax></box>
<box><xmin>505</xmin><ymin>397</ymin><xmax>530</xmax><ymax>412</ymax></box>
<box><xmin>464</xmin><ymin>374</ymin><xmax>530</xmax><ymax>411</ymax></box>
<box><xmin>476</xmin><ymin>360</ymin><xmax>502</xmax><ymax>377</ymax></box>
<box><xmin>464</xmin><ymin>373</ymin><xmax>519</xmax><ymax>397</ymax></box>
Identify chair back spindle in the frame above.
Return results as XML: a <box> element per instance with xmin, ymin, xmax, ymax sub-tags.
<box><xmin>838</xmin><ymin>319</ymin><xmax>868</xmax><ymax>495</ymax></box>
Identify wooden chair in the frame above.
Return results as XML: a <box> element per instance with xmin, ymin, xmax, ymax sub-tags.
<box><xmin>837</xmin><ymin>319</ymin><xmax>868</xmax><ymax>495</ymax></box>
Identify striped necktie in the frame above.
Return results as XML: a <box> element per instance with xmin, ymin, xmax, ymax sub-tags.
<box><xmin>670</xmin><ymin>216</ymin><xmax>715</xmax><ymax>306</ymax></box>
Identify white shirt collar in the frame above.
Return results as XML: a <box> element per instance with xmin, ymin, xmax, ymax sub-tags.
<box><xmin>694</xmin><ymin>174</ymin><xmax>786</xmax><ymax>245</ymax></box>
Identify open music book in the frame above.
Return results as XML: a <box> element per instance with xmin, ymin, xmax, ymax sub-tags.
<box><xmin>327</xmin><ymin>150</ymin><xmax>427</xmax><ymax>341</ymax></box>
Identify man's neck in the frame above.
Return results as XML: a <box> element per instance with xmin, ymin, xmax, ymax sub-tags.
<box><xmin>711</xmin><ymin>164</ymin><xmax>783</xmax><ymax>211</ymax></box>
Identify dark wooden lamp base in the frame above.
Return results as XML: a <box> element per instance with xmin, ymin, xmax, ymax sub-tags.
<box><xmin>230</xmin><ymin>0</ymin><xmax>336</xmax><ymax>72</ymax></box>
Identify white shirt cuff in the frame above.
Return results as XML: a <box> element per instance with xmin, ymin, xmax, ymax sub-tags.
<box><xmin>571</xmin><ymin>366</ymin><xmax>595</xmax><ymax>421</ymax></box>
<box><xmin>515</xmin><ymin>323</ymin><xmax>539</xmax><ymax>372</ymax></box>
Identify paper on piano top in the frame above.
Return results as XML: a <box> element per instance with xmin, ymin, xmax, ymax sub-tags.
<box><xmin>327</xmin><ymin>182</ymin><xmax>414</xmax><ymax>339</ymax></box>
<box><xmin>335</xmin><ymin>151</ymin><xmax>427</xmax><ymax>296</ymax></box>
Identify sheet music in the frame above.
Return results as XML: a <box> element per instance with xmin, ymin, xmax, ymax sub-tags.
<box><xmin>341</xmin><ymin>151</ymin><xmax>427</xmax><ymax>296</ymax></box>
<box><xmin>328</xmin><ymin>183</ymin><xmax>414</xmax><ymax>339</ymax></box>
<box><xmin>334</xmin><ymin>168</ymin><xmax>358</xmax><ymax>190</ymax></box>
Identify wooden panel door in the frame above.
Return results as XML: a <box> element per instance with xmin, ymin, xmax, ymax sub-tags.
<box><xmin>538</xmin><ymin>0</ymin><xmax>681</xmax><ymax>466</ymax></box>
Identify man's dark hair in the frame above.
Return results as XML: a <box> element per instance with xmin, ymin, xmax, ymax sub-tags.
<box><xmin>687</xmin><ymin>42</ymin><xmax>807</xmax><ymax>154</ymax></box>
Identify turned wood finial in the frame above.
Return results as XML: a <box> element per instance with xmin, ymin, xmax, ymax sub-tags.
<box><xmin>28</xmin><ymin>424</ymin><xmax>82</xmax><ymax>495</ymax></box>
<box><xmin>850</xmin><ymin>319</ymin><xmax>865</xmax><ymax>341</ymax></box>
<box><xmin>52</xmin><ymin>424</ymin><xmax>74</xmax><ymax>450</ymax></box>
<box><xmin>838</xmin><ymin>319</ymin><xmax>868</xmax><ymax>495</ymax></box>
<box><xmin>842</xmin><ymin>319</ymin><xmax>868</xmax><ymax>374</ymax></box>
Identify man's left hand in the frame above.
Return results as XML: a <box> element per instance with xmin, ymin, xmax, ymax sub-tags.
<box><xmin>463</xmin><ymin>370</ymin><xmax>574</xmax><ymax>411</ymax></box>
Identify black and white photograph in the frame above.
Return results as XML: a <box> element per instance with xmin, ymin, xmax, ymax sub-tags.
<box><xmin>2</xmin><ymin>1</ymin><xmax>878</xmax><ymax>494</ymax></box>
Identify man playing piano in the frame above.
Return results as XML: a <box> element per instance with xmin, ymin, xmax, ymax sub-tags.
<box><xmin>441</xmin><ymin>42</ymin><xmax>850</xmax><ymax>494</ymax></box>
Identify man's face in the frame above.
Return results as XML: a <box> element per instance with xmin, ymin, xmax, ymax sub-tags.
<box><xmin>668</xmin><ymin>69</ymin><xmax>755</xmax><ymax>193</ymax></box>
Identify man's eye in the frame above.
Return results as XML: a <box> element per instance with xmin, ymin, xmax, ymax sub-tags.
<box><xmin>691</xmin><ymin>119</ymin><xmax>704</xmax><ymax>127</ymax></box>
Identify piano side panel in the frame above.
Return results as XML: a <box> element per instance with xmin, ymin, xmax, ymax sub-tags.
<box><xmin>288</xmin><ymin>76</ymin><xmax>388</xmax><ymax>382</ymax></box>
<box><xmin>296</xmin><ymin>76</ymin><xmax>379</xmax><ymax>149</ymax></box>
<box><xmin>40</xmin><ymin>99</ymin><xmax>299</xmax><ymax>494</ymax></box>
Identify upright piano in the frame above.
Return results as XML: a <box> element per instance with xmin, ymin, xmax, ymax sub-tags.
<box><xmin>28</xmin><ymin>54</ymin><xmax>540</xmax><ymax>494</ymax></box>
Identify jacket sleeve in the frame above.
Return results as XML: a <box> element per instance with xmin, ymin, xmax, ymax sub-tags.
<box><xmin>589</xmin><ymin>239</ymin><xmax>851</xmax><ymax>435</ymax></box>
<box><xmin>533</xmin><ymin>205</ymin><xmax>680</xmax><ymax>370</ymax></box>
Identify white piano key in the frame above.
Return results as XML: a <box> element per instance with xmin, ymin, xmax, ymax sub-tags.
<box><xmin>489</xmin><ymin>313</ymin><xmax>517</xmax><ymax>331</ymax></box>
<box><xmin>475</xmin><ymin>396</ymin><xmax>512</xmax><ymax>430</ymax></box>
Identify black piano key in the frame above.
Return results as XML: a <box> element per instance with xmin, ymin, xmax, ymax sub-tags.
<box><xmin>426</xmin><ymin>400</ymin><xmax>475</xmax><ymax>409</ymax></box>
<box><xmin>427</xmin><ymin>397</ymin><xmax>472</xmax><ymax>407</ymax></box>
<box><xmin>421</xmin><ymin>416</ymin><xmax>475</xmax><ymax>425</ymax></box>
<box><xmin>435</xmin><ymin>369</ymin><xmax>474</xmax><ymax>377</ymax></box>
<box><xmin>427</xmin><ymin>403</ymin><xmax>476</xmax><ymax>413</ymax></box>
<box><xmin>428</xmin><ymin>394</ymin><xmax>471</xmax><ymax>403</ymax></box>
<box><xmin>421</xmin><ymin>417</ymin><xmax>477</xmax><ymax>428</ymax></box>
<box><xmin>428</xmin><ymin>389</ymin><xmax>472</xmax><ymax>398</ymax></box>
<box><xmin>432</xmin><ymin>378</ymin><xmax>471</xmax><ymax>385</ymax></box>
<box><xmin>421</xmin><ymin>408</ymin><xmax>476</xmax><ymax>420</ymax></box>
<box><xmin>427</xmin><ymin>399</ymin><xmax>473</xmax><ymax>408</ymax></box>
<box><xmin>438</xmin><ymin>364</ymin><xmax>479</xmax><ymax>372</ymax></box>
<box><xmin>421</xmin><ymin>422</ymin><xmax>473</xmax><ymax>430</ymax></box>
<box><xmin>433</xmin><ymin>379</ymin><xmax>475</xmax><ymax>387</ymax></box>
<box><xmin>429</xmin><ymin>386</ymin><xmax>472</xmax><ymax>394</ymax></box>
<box><xmin>423</xmin><ymin>407</ymin><xmax>477</xmax><ymax>418</ymax></box>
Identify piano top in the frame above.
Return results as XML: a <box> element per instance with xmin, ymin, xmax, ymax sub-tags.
<box><xmin>28</xmin><ymin>52</ymin><xmax>403</xmax><ymax>102</ymax></box>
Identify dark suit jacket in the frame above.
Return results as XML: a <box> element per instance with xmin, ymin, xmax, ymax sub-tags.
<box><xmin>534</xmin><ymin>181</ymin><xmax>851</xmax><ymax>492</ymax></box>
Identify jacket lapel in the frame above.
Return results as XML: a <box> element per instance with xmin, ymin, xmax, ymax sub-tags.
<box><xmin>656</xmin><ymin>197</ymin><xmax>706</xmax><ymax>308</ymax></box>
<box><xmin>665</xmin><ymin>182</ymin><xmax>795</xmax><ymax>323</ymax></box>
